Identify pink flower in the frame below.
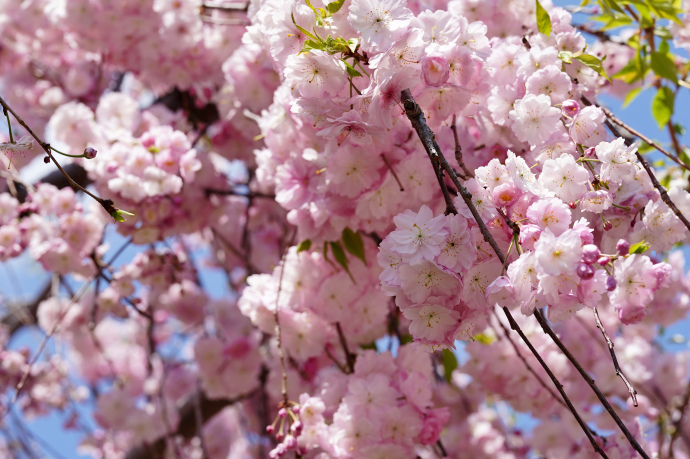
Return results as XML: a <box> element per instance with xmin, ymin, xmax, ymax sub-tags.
<box><xmin>569</xmin><ymin>106</ymin><xmax>608</xmax><ymax>147</ymax></box>
<box><xmin>421</xmin><ymin>54</ymin><xmax>450</xmax><ymax>87</ymax></box>
<box><xmin>534</xmin><ymin>229</ymin><xmax>582</xmax><ymax>276</ymax></box>
<box><xmin>508</xmin><ymin>94</ymin><xmax>563</xmax><ymax>145</ymax></box>
<box><xmin>389</xmin><ymin>205</ymin><xmax>448</xmax><ymax>263</ymax></box>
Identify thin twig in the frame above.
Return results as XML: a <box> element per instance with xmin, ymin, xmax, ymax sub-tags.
<box><xmin>492</xmin><ymin>310</ymin><xmax>568</xmax><ymax>410</ymax></box>
<box><xmin>581</xmin><ymin>96</ymin><xmax>690</xmax><ymax>173</ymax></box>
<box><xmin>194</xmin><ymin>381</ymin><xmax>211</xmax><ymax>459</ymax></box>
<box><xmin>381</xmin><ymin>153</ymin><xmax>405</xmax><ymax>191</ymax></box>
<box><xmin>581</xmin><ymin>96</ymin><xmax>690</xmax><ymax>235</ymax></box>
<box><xmin>450</xmin><ymin>115</ymin><xmax>472</xmax><ymax>179</ymax></box>
<box><xmin>335</xmin><ymin>322</ymin><xmax>355</xmax><ymax>373</ymax></box>
<box><xmin>0</xmin><ymin>95</ymin><xmax>120</xmax><ymax>217</ymax></box>
<box><xmin>534</xmin><ymin>309</ymin><xmax>650</xmax><ymax>459</ymax></box>
<box><xmin>669</xmin><ymin>382</ymin><xmax>690</xmax><ymax>457</ymax></box>
<box><xmin>593</xmin><ymin>307</ymin><xmax>638</xmax><ymax>407</ymax></box>
<box><xmin>400</xmin><ymin>88</ymin><xmax>608</xmax><ymax>458</ymax></box>
<box><xmin>274</xmin><ymin>250</ymin><xmax>290</xmax><ymax>407</ymax></box>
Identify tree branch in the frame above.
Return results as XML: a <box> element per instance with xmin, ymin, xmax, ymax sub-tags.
<box><xmin>400</xmin><ymin>88</ymin><xmax>608</xmax><ymax>458</ymax></box>
<box><xmin>593</xmin><ymin>306</ymin><xmax>638</xmax><ymax>407</ymax></box>
<box><xmin>534</xmin><ymin>309</ymin><xmax>650</xmax><ymax>459</ymax></box>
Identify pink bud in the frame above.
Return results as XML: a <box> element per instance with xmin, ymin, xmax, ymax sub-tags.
<box><xmin>561</xmin><ymin>99</ymin><xmax>580</xmax><ymax>117</ymax></box>
<box><xmin>421</xmin><ymin>54</ymin><xmax>450</xmax><ymax>87</ymax></box>
<box><xmin>83</xmin><ymin>147</ymin><xmax>97</xmax><ymax>159</ymax></box>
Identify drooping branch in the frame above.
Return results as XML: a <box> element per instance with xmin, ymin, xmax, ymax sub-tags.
<box><xmin>533</xmin><ymin>309</ymin><xmax>650</xmax><ymax>459</ymax></box>
<box><xmin>0</xmin><ymin>95</ymin><xmax>120</xmax><ymax>218</ymax></box>
<box><xmin>593</xmin><ymin>306</ymin><xmax>638</xmax><ymax>407</ymax></box>
<box><xmin>400</xmin><ymin>88</ymin><xmax>608</xmax><ymax>458</ymax></box>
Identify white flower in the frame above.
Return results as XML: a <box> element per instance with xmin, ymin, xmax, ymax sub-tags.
<box><xmin>596</xmin><ymin>137</ymin><xmax>637</xmax><ymax>185</ymax></box>
<box><xmin>539</xmin><ymin>154</ymin><xmax>590</xmax><ymax>203</ymax></box>
<box><xmin>348</xmin><ymin>0</ymin><xmax>413</xmax><ymax>52</ymax></box>
<box><xmin>0</xmin><ymin>135</ymin><xmax>34</xmax><ymax>153</ymax></box>
<box><xmin>508</xmin><ymin>94</ymin><xmax>562</xmax><ymax>145</ymax></box>
<box><xmin>534</xmin><ymin>229</ymin><xmax>581</xmax><ymax>276</ymax></box>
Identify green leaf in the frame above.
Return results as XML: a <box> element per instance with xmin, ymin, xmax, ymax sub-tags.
<box><xmin>535</xmin><ymin>0</ymin><xmax>552</xmax><ymax>36</ymax></box>
<box><xmin>613</xmin><ymin>49</ymin><xmax>647</xmax><ymax>84</ymax></box>
<box><xmin>110</xmin><ymin>208</ymin><xmax>134</xmax><ymax>222</ymax></box>
<box><xmin>296</xmin><ymin>239</ymin><xmax>312</xmax><ymax>253</ymax></box>
<box><xmin>650</xmin><ymin>46</ymin><xmax>678</xmax><ymax>83</ymax></box>
<box><xmin>599</xmin><ymin>0</ymin><xmax>626</xmax><ymax>15</ymax></box>
<box><xmin>575</xmin><ymin>53</ymin><xmax>612</xmax><ymax>83</ymax></box>
<box><xmin>629</xmin><ymin>240</ymin><xmax>650</xmax><ymax>254</ymax></box>
<box><xmin>330</xmin><ymin>241</ymin><xmax>355</xmax><ymax>283</ymax></box>
<box><xmin>360</xmin><ymin>341</ymin><xmax>377</xmax><ymax>350</ymax></box>
<box><xmin>291</xmin><ymin>12</ymin><xmax>318</xmax><ymax>41</ymax></box>
<box><xmin>474</xmin><ymin>333</ymin><xmax>495</xmax><ymax>345</ymax></box>
<box><xmin>326</xmin><ymin>0</ymin><xmax>345</xmax><ymax>14</ymax></box>
<box><xmin>441</xmin><ymin>349</ymin><xmax>458</xmax><ymax>382</ymax></box>
<box><xmin>346</xmin><ymin>38</ymin><xmax>359</xmax><ymax>53</ymax></box>
<box><xmin>651</xmin><ymin>86</ymin><xmax>675</xmax><ymax>129</ymax></box>
<box><xmin>342</xmin><ymin>227</ymin><xmax>366</xmax><ymax>265</ymax></box>
<box><xmin>299</xmin><ymin>39</ymin><xmax>326</xmax><ymax>54</ymax></box>
<box><xmin>343</xmin><ymin>60</ymin><xmax>362</xmax><ymax>78</ymax></box>
<box><xmin>399</xmin><ymin>334</ymin><xmax>413</xmax><ymax>345</ymax></box>
<box><xmin>622</xmin><ymin>86</ymin><xmax>643</xmax><ymax>108</ymax></box>
<box><xmin>558</xmin><ymin>51</ymin><xmax>573</xmax><ymax>64</ymax></box>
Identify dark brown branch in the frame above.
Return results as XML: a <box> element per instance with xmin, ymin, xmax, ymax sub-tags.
<box><xmin>0</xmin><ymin>95</ymin><xmax>118</xmax><ymax>216</ymax></box>
<box><xmin>534</xmin><ymin>309</ymin><xmax>650</xmax><ymax>459</ymax></box>
<box><xmin>335</xmin><ymin>322</ymin><xmax>355</xmax><ymax>373</ymax></box>
<box><xmin>493</xmin><ymin>310</ymin><xmax>568</xmax><ymax>410</ymax></box>
<box><xmin>581</xmin><ymin>96</ymin><xmax>690</xmax><ymax>173</ymax></box>
<box><xmin>400</xmin><ymin>88</ymin><xmax>608</xmax><ymax>458</ymax></box>
<box><xmin>1</xmin><ymin>283</ymin><xmax>50</xmax><ymax>336</ymax></box>
<box><xmin>593</xmin><ymin>307</ymin><xmax>638</xmax><ymax>407</ymax></box>
<box><xmin>123</xmin><ymin>386</ymin><xmax>261</xmax><ymax>459</ymax></box>
<box><xmin>580</xmin><ymin>96</ymin><xmax>690</xmax><ymax>237</ymax></box>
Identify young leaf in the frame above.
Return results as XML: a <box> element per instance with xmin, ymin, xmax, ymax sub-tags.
<box><xmin>110</xmin><ymin>208</ymin><xmax>134</xmax><ymax>222</ymax></box>
<box><xmin>629</xmin><ymin>240</ymin><xmax>650</xmax><ymax>254</ymax></box>
<box><xmin>326</xmin><ymin>0</ymin><xmax>346</xmax><ymax>14</ymax></box>
<box><xmin>622</xmin><ymin>86</ymin><xmax>643</xmax><ymax>108</ymax></box>
<box><xmin>342</xmin><ymin>227</ymin><xmax>366</xmax><ymax>265</ymax></box>
<box><xmin>441</xmin><ymin>349</ymin><xmax>458</xmax><ymax>383</ymax></box>
<box><xmin>575</xmin><ymin>53</ymin><xmax>612</xmax><ymax>83</ymax></box>
<box><xmin>535</xmin><ymin>0</ymin><xmax>552</xmax><ymax>36</ymax></box>
<box><xmin>299</xmin><ymin>39</ymin><xmax>326</xmax><ymax>54</ymax></box>
<box><xmin>650</xmin><ymin>46</ymin><xmax>678</xmax><ymax>83</ymax></box>
<box><xmin>297</xmin><ymin>239</ymin><xmax>312</xmax><ymax>253</ymax></box>
<box><xmin>651</xmin><ymin>86</ymin><xmax>675</xmax><ymax>129</ymax></box>
<box><xmin>330</xmin><ymin>241</ymin><xmax>355</xmax><ymax>283</ymax></box>
<box><xmin>558</xmin><ymin>51</ymin><xmax>573</xmax><ymax>64</ymax></box>
<box><xmin>291</xmin><ymin>12</ymin><xmax>318</xmax><ymax>41</ymax></box>
<box><xmin>343</xmin><ymin>60</ymin><xmax>362</xmax><ymax>78</ymax></box>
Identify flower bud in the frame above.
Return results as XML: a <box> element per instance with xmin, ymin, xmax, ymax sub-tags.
<box><xmin>616</xmin><ymin>239</ymin><xmax>630</xmax><ymax>256</ymax></box>
<box><xmin>584</xmin><ymin>147</ymin><xmax>596</xmax><ymax>157</ymax></box>
<box><xmin>581</xmin><ymin>244</ymin><xmax>600</xmax><ymax>264</ymax></box>
<box><xmin>603</xmin><ymin>221</ymin><xmax>613</xmax><ymax>231</ymax></box>
<box><xmin>597</xmin><ymin>256</ymin><xmax>610</xmax><ymax>266</ymax></box>
<box><xmin>576</xmin><ymin>262</ymin><xmax>594</xmax><ymax>280</ymax></box>
<box><xmin>83</xmin><ymin>147</ymin><xmax>97</xmax><ymax>159</ymax></box>
<box><xmin>421</xmin><ymin>54</ymin><xmax>450</xmax><ymax>87</ymax></box>
<box><xmin>43</xmin><ymin>156</ymin><xmax>50</xmax><ymax>163</ymax></box>
<box><xmin>606</xmin><ymin>276</ymin><xmax>617</xmax><ymax>291</ymax></box>
<box><xmin>562</xmin><ymin>99</ymin><xmax>580</xmax><ymax>117</ymax></box>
